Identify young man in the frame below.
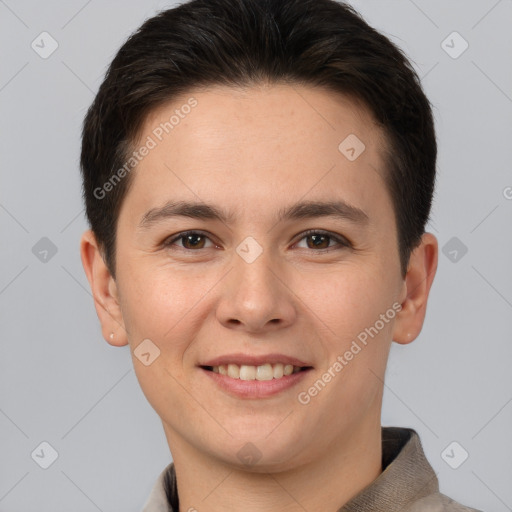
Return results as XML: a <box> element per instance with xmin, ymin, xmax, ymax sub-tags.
<box><xmin>79</xmin><ymin>0</ymin><xmax>481</xmax><ymax>510</ymax></box>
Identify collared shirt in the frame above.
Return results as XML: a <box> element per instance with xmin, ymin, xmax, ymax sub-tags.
<box><xmin>142</xmin><ymin>427</ymin><xmax>482</xmax><ymax>511</ymax></box>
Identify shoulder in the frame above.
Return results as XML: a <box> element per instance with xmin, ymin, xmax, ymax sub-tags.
<box><xmin>405</xmin><ymin>493</ymin><xmax>483</xmax><ymax>512</ymax></box>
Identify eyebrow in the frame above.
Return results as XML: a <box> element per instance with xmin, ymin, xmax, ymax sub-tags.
<box><xmin>138</xmin><ymin>199</ymin><xmax>369</xmax><ymax>230</ymax></box>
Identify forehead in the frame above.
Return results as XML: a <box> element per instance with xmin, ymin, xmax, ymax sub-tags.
<box><xmin>140</xmin><ymin>83</ymin><xmax>385</xmax><ymax>160</ymax></box>
<box><xmin>122</xmin><ymin>83</ymin><xmax>392</xmax><ymax>225</ymax></box>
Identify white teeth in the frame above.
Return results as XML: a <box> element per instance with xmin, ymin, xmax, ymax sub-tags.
<box><xmin>210</xmin><ymin>363</ymin><xmax>304</xmax><ymax>380</ymax></box>
<box><xmin>256</xmin><ymin>363</ymin><xmax>273</xmax><ymax>381</ymax></box>
<box><xmin>227</xmin><ymin>364</ymin><xmax>240</xmax><ymax>379</ymax></box>
<box><xmin>273</xmin><ymin>363</ymin><xmax>284</xmax><ymax>379</ymax></box>
<box><xmin>239</xmin><ymin>365</ymin><xmax>256</xmax><ymax>380</ymax></box>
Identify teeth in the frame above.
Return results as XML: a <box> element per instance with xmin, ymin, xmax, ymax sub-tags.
<box><xmin>256</xmin><ymin>363</ymin><xmax>273</xmax><ymax>381</ymax></box>
<box><xmin>273</xmin><ymin>363</ymin><xmax>284</xmax><ymax>379</ymax></box>
<box><xmin>227</xmin><ymin>364</ymin><xmax>240</xmax><ymax>379</ymax></box>
<box><xmin>240</xmin><ymin>365</ymin><xmax>256</xmax><ymax>380</ymax></box>
<box><xmin>210</xmin><ymin>363</ymin><xmax>304</xmax><ymax>380</ymax></box>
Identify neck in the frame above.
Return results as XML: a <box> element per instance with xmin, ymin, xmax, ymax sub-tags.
<box><xmin>164</xmin><ymin>418</ymin><xmax>382</xmax><ymax>512</ymax></box>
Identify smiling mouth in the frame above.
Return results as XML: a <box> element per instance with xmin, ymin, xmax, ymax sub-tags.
<box><xmin>201</xmin><ymin>363</ymin><xmax>312</xmax><ymax>381</ymax></box>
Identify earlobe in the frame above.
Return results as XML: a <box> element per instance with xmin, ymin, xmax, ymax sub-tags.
<box><xmin>392</xmin><ymin>232</ymin><xmax>438</xmax><ymax>345</ymax></box>
<box><xmin>80</xmin><ymin>229</ymin><xmax>129</xmax><ymax>347</ymax></box>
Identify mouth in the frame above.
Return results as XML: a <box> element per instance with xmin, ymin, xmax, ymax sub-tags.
<box><xmin>201</xmin><ymin>363</ymin><xmax>312</xmax><ymax>381</ymax></box>
<box><xmin>199</xmin><ymin>356</ymin><xmax>313</xmax><ymax>399</ymax></box>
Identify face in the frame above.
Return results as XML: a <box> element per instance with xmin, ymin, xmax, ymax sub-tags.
<box><xmin>82</xmin><ymin>83</ymin><xmax>436</xmax><ymax>471</ymax></box>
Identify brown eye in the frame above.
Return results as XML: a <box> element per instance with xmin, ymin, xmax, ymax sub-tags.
<box><xmin>164</xmin><ymin>231</ymin><xmax>215</xmax><ymax>250</ymax></box>
<box><xmin>306</xmin><ymin>233</ymin><xmax>331</xmax><ymax>249</ymax></box>
<box><xmin>295</xmin><ymin>230</ymin><xmax>350</xmax><ymax>251</ymax></box>
<box><xmin>182</xmin><ymin>233</ymin><xmax>206</xmax><ymax>249</ymax></box>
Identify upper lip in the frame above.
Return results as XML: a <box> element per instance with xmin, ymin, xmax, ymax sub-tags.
<box><xmin>200</xmin><ymin>353</ymin><xmax>312</xmax><ymax>368</ymax></box>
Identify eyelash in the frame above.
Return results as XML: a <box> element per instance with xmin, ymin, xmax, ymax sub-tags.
<box><xmin>163</xmin><ymin>229</ymin><xmax>351</xmax><ymax>252</ymax></box>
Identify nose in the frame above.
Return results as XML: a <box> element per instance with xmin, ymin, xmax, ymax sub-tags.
<box><xmin>215</xmin><ymin>247</ymin><xmax>297</xmax><ymax>333</ymax></box>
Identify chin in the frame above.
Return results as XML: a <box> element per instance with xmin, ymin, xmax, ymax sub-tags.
<box><xmin>206</xmin><ymin>428</ymin><xmax>311</xmax><ymax>473</ymax></box>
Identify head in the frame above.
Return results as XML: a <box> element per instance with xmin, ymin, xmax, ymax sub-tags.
<box><xmin>80</xmin><ymin>0</ymin><xmax>438</xmax><ymax>471</ymax></box>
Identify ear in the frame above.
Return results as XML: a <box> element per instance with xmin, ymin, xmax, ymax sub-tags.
<box><xmin>392</xmin><ymin>232</ymin><xmax>438</xmax><ymax>345</ymax></box>
<box><xmin>80</xmin><ymin>229</ymin><xmax>128</xmax><ymax>346</ymax></box>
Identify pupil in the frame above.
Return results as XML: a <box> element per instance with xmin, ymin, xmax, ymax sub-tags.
<box><xmin>186</xmin><ymin>234</ymin><xmax>203</xmax><ymax>248</ymax></box>
<box><xmin>310</xmin><ymin>234</ymin><xmax>328</xmax><ymax>248</ymax></box>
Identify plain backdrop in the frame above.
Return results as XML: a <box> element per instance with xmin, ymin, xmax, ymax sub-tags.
<box><xmin>1</xmin><ymin>0</ymin><xmax>511</xmax><ymax>510</ymax></box>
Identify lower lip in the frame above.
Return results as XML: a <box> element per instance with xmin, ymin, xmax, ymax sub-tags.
<box><xmin>200</xmin><ymin>367</ymin><xmax>312</xmax><ymax>399</ymax></box>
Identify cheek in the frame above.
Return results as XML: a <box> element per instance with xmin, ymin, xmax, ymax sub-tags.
<box><xmin>119</xmin><ymin>261</ymin><xmax>218</xmax><ymax>350</ymax></box>
<box><xmin>122</xmin><ymin>267</ymin><xmax>206</xmax><ymax>414</ymax></box>
<box><xmin>296</xmin><ymin>262</ymin><xmax>395</xmax><ymax>342</ymax></box>
<box><xmin>294</xmin><ymin>263</ymin><xmax>395</xmax><ymax>397</ymax></box>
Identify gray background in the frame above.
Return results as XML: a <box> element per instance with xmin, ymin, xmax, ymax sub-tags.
<box><xmin>1</xmin><ymin>0</ymin><xmax>511</xmax><ymax>510</ymax></box>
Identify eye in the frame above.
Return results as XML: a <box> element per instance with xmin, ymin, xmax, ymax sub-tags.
<box><xmin>294</xmin><ymin>229</ymin><xmax>351</xmax><ymax>251</ymax></box>
<box><xmin>163</xmin><ymin>229</ymin><xmax>351</xmax><ymax>252</ymax></box>
<box><xmin>164</xmin><ymin>230</ymin><xmax>217</xmax><ymax>250</ymax></box>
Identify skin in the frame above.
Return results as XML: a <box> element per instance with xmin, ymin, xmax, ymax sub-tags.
<box><xmin>81</xmin><ymin>83</ymin><xmax>437</xmax><ymax>512</ymax></box>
